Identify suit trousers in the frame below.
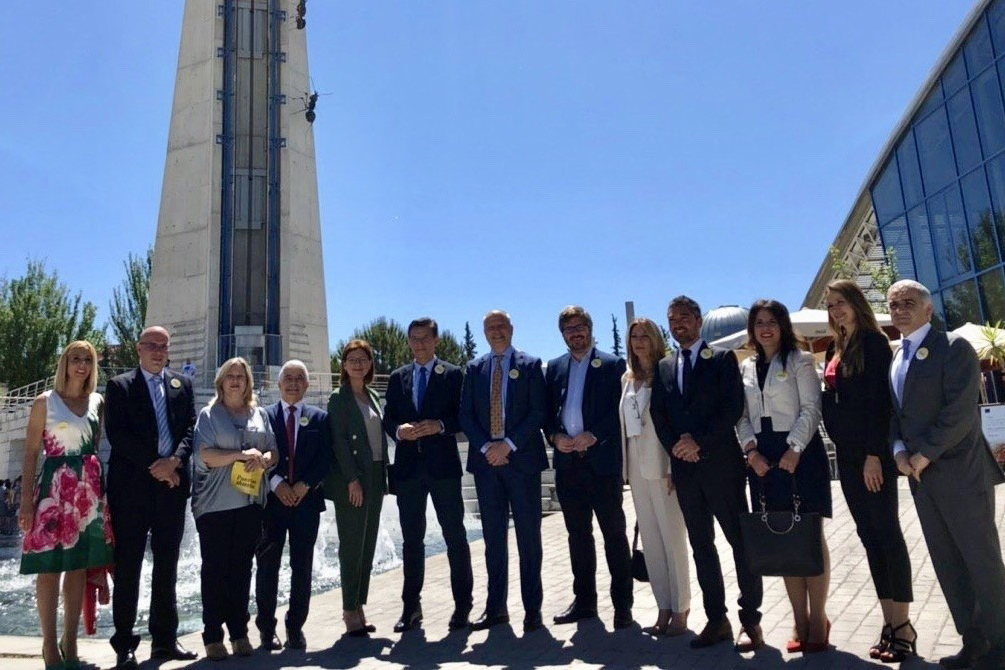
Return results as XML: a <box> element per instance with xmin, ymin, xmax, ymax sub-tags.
<box><xmin>396</xmin><ymin>461</ymin><xmax>473</xmax><ymax>612</ymax></box>
<box><xmin>555</xmin><ymin>459</ymin><xmax>633</xmax><ymax>610</ymax></box>
<box><xmin>195</xmin><ymin>505</ymin><xmax>262</xmax><ymax>645</ymax></box>
<box><xmin>838</xmin><ymin>459</ymin><xmax>912</xmax><ymax>602</ymax></box>
<box><xmin>474</xmin><ymin>465</ymin><xmax>543</xmax><ymax>614</ymax></box>
<box><xmin>109</xmin><ymin>483</ymin><xmax>188</xmax><ymax>653</ymax></box>
<box><xmin>675</xmin><ymin>465</ymin><xmax>763</xmax><ymax>627</ymax></box>
<box><xmin>913</xmin><ymin>481</ymin><xmax>1005</xmax><ymax>646</ymax></box>
<box><xmin>254</xmin><ymin>496</ymin><xmax>321</xmax><ymax>636</ymax></box>
<box><xmin>628</xmin><ymin>463</ymin><xmax>690</xmax><ymax>612</ymax></box>
<box><xmin>334</xmin><ymin>462</ymin><xmax>385</xmax><ymax>611</ymax></box>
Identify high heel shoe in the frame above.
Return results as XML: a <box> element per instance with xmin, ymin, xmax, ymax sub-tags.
<box><xmin>879</xmin><ymin>620</ymin><xmax>917</xmax><ymax>663</ymax></box>
<box><xmin>58</xmin><ymin>638</ymin><xmax>78</xmax><ymax>670</ymax></box>
<box><xmin>43</xmin><ymin>644</ymin><xmax>63</xmax><ymax>670</ymax></box>
<box><xmin>803</xmin><ymin>619</ymin><xmax>831</xmax><ymax>654</ymax></box>
<box><xmin>869</xmin><ymin>623</ymin><xmax>892</xmax><ymax>660</ymax></box>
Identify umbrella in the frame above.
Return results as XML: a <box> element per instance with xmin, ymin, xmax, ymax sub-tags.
<box><xmin>950</xmin><ymin>322</ymin><xmax>1005</xmax><ymax>360</ymax></box>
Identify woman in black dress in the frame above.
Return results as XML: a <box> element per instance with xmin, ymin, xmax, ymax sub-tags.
<box><xmin>737</xmin><ymin>299</ymin><xmax>832</xmax><ymax>654</ymax></box>
<box><xmin>822</xmin><ymin>279</ymin><xmax>914</xmax><ymax>663</ymax></box>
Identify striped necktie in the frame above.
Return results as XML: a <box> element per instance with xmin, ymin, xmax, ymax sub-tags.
<box><xmin>149</xmin><ymin>375</ymin><xmax>174</xmax><ymax>457</ymax></box>
<box><xmin>490</xmin><ymin>355</ymin><xmax>504</xmax><ymax>439</ymax></box>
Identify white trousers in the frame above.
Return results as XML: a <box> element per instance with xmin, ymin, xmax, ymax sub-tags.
<box><xmin>628</xmin><ymin>463</ymin><xmax>691</xmax><ymax>612</ymax></box>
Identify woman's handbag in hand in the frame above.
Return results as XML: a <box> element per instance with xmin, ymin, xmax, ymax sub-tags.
<box><xmin>739</xmin><ymin>473</ymin><xmax>823</xmax><ymax>577</ymax></box>
<box><xmin>631</xmin><ymin>522</ymin><xmax>649</xmax><ymax>582</ymax></box>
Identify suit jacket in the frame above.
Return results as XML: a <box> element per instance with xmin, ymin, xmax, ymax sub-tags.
<box><xmin>266</xmin><ymin>402</ymin><xmax>332</xmax><ymax>513</ymax></box>
<box><xmin>650</xmin><ymin>343</ymin><xmax>745</xmax><ymax>482</ymax></box>
<box><xmin>889</xmin><ymin>327</ymin><xmax>1005</xmax><ymax>495</ymax></box>
<box><xmin>544</xmin><ymin>348</ymin><xmax>626</xmax><ymax>476</ymax></box>
<box><xmin>618</xmin><ymin>375</ymin><xmax>671</xmax><ymax>482</ymax></box>
<box><xmin>324</xmin><ymin>385</ymin><xmax>388</xmax><ymax>504</ymax></box>
<box><xmin>736</xmin><ymin>350</ymin><xmax>821</xmax><ymax>450</ymax></box>
<box><xmin>382</xmin><ymin>359</ymin><xmax>464</xmax><ymax>481</ymax></box>
<box><xmin>104</xmin><ymin>367</ymin><xmax>196</xmax><ymax>498</ymax></box>
<box><xmin>459</xmin><ymin>350</ymin><xmax>548</xmax><ymax>475</ymax></box>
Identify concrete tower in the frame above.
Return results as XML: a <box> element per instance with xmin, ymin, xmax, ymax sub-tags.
<box><xmin>146</xmin><ymin>0</ymin><xmax>329</xmax><ymax>380</ymax></box>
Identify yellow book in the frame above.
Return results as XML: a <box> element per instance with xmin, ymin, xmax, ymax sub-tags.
<box><xmin>230</xmin><ymin>460</ymin><xmax>264</xmax><ymax>496</ymax></box>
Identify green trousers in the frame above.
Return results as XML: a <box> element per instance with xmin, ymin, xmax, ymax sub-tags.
<box><xmin>334</xmin><ymin>462</ymin><xmax>385</xmax><ymax>610</ymax></box>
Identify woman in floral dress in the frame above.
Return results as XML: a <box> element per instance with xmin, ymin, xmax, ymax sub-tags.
<box><xmin>18</xmin><ymin>340</ymin><xmax>115</xmax><ymax>669</ymax></box>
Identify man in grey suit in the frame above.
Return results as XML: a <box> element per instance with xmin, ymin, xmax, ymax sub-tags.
<box><xmin>888</xmin><ymin>280</ymin><xmax>1005</xmax><ymax>670</ymax></box>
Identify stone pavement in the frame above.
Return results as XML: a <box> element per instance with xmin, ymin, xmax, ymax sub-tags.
<box><xmin>0</xmin><ymin>479</ymin><xmax>986</xmax><ymax>669</ymax></box>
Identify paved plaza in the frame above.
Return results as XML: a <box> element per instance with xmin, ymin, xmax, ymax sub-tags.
<box><xmin>0</xmin><ymin>480</ymin><xmax>982</xmax><ymax>669</ymax></box>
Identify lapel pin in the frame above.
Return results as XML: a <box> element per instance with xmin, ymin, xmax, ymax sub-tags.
<box><xmin>700</xmin><ymin>348</ymin><xmax>713</xmax><ymax>360</ymax></box>
<box><xmin>434</xmin><ymin>364</ymin><xmax>445</xmax><ymax>374</ymax></box>
<box><xmin>916</xmin><ymin>347</ymin><xmax>929</xmax><ymax>360</ymax></box>
<box><xmin>170</xmin><ymin>378</ymin><xmax>182</xmax><ymax>389</ymax></box>
<box><xmin>776</xmin><ymin>370</ymin><xmax>789</xmax><ymax>381</ymax></box>
<box><xmin>299</xmin><ymin>416</ymin><xmax>309</xmax><ymax>427</ymax></box>
<box><xmin>591</xmin><ymin>358</ymin><xmax>602</xmax><ymax>368</ymax></box>
<box><xmin>509</xmin><ymin>368</ymin><xmax>520</xmax><ymax>380</ymax></box>
<box><xmin>57</xmin><ymin>422</ymin><xmax>69</xmax><ymax>431</ymax></box>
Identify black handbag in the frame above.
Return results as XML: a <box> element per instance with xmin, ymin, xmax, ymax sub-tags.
<box><xmin>631</xmin><ymin>522</ymin><xmax>649</xmax><ymax>582</ymax></box>
<box><xmin>739</xmin><ymin>473</ymin><xmax>823</xmax><ymax>577</ymax></box>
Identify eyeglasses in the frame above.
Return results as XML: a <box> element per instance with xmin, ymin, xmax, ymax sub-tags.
<box><xmin>562</xmin><ymin>323</ymin><xmax>590</xmax><ymax>335</ymax></box>
<box><xmin>344</xmin><ymin>356</ymin><xmax>371</xmax><ymax>365</ymax></box>
<box><xmin>139</xmin><ymin>342</ymin><xmax>169</xmax><ymax>352</ymax></box>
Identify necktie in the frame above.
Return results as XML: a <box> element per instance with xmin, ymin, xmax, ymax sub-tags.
<box><xmin>896</xmin><ymin>340</ymin><xmax>912</xmax><ymax>402</ymax></box>
<box><xmin>286</xmin><ymin>406</ymin><xmax>297</xmax><ymax>482</ymax></box>
<box><xmin>490</xmin><ymin>355</ymin><xmax>504</xmax><ymax>439</ymax></box>
<box><xmin>417</xmin><ymin>365</ymin><xmax>428</xmax><ymax>410</ymax></box>
<box><xmin>681</xmin><ymin>348</ymin><xmax>693</xmax><ymax>395</ymax></box>
<box><xmin>149</xmin><ymin>375</ymin><xmax>173</xmax><ymax>457</ymax></box>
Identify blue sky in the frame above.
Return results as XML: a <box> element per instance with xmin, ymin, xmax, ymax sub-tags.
<box><xmin>0</xmin><ymin>1</ymin><xmax>977</xmax><ymax>362</ymax></box>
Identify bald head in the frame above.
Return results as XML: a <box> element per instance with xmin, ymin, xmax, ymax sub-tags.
<box><xmin>137</xmin><ymin>326</ymin><xmax>171</xmax><ymax>375</ymax></box>
<box><xmin>483</xmin><ymin>310</ymin><xmax>514</xmax><ymax>354</ymax></box>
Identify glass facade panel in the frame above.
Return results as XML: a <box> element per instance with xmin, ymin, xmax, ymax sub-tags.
<box><xmin>979</xmin><ymin>267</ymin><xmax>1005</xmax><ymax>323</ymax></box>
<box><xmin>990</xmin><ymin>0</ymin><xmax>1005</xmax><ymax>56</ymax></box>
<box><xmin>872</xmin><ymin>157</ymin><xmax>904</xmax><ymax>224</ymax></box>
<box><xmin>879</xmin><ymin>215</ymin><xmax>916</xmax><ymax>281</ymax></box>
<box><xmin>985</xmin><ymin>152</ymin><xmax>1005</xmax><ymax>254</ymax></box>
<box><xmin>943</xmin><ymin>279</ymin><xmax>982</xmax><ymax>328</ymax></box>
<box><xmin>948</xmin><ymin>89</ymin><xmax>982</xmax><ymax>174</ymax></box>
<box><xmin>907</xmin><ymin>203</ymin><xmax>939</xmax><ymax>286</ymax></box>
<box><xmin>962</xmin><ymin>168</ymin><xmax>1000</xmax><ymax>270</ymax></box>
<box><xmin>916</xmin><ymin>107</ymin><xmax>958</xmax><ymax>194</ymax></box>
<box><xmin>897</xmin><ymin>133</ymin><xmax>925</xmax><ymax>207</ymax></box>
<box><xmin>930</xmin><ymin>186</ymin><xmax>973</xmax><ymax>282</ymax></box>
<box><xmin>917</xmin><ymin>85</ymin><xmax>944</xmax><ymax>120</ymax></box>
<box><xmin>944</xmin><ymin>52</ymin><xmax>968</xmax><ymax>95</ymax></box>
<box><xmin>965</xmin><ymin>19</ymin><xmax>995</xmax><ymax>75</ymax></box>
<box><xmin>972</xmin><ymin>66</ymin><xmax>1005</xmax><ymax>158</ymax></box>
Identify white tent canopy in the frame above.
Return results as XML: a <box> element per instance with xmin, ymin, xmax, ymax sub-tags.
<box><xmin>710</xmin><ymin>308</ymin><xmax>894</xmax><ymax>350</ymax></box>
<box><xmin>951</xmin><ymin>322</ymin><xmax>1005</xmax><ymax>359</ymax></box>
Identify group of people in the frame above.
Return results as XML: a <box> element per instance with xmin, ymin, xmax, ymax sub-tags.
<box><xmin>13</xmin><ymin>278</ymin><xmax>1005</xmax><ymax>670</ymax></box>
<box><xmin>0</xmin><ymin>477</ymin><xmax>22</xmax><ymax>534</ymax></box>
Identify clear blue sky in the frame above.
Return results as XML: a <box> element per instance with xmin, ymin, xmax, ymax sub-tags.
<box><xmin>0</xmin><ymin>1</ymin><xmax>977</xmax><ymax>362</ymax></box>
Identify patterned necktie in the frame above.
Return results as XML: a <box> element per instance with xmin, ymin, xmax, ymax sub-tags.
<box><xmin>681</xmin><ymin>348</ymin><xmax>693</xmax><ymax>395</ymax></box>
<box><xmin>286</xmin><ymin>406</ymin><xmax>297</xmax><ymax>482</ymax></box>
<box><xmin>417</xmin><ymin>365</ymin><xmax>428</xmax><ymax>410</ymax></box>
<box><xmin>149</xmin><ymin>375</ymin><xmax>173</xmax><ymax>457</ymax></box>
<box><xmin>490</xmin><ymin>355</ymin><xmax>504</xmax><ymax>439</ymax></box>
<box><xmin>896</xmin><ymin>340</ymin><xmax>912</xmax><ymax>402</ymax></box>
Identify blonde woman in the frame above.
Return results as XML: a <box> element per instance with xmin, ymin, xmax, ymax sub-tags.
<box><xmin>191</xmin><ymin>357</ymin><xmax>277</xmax><ymax>660</ymax></box>
<box><xmin>619</xmin><ymin>319</ymin><xmax>690</xmax><ymax>636</ymax></box>
<box><xmin>19</xmin><ymin>341</ymin><xmax>114</xmax><ymax>670</ymax></box>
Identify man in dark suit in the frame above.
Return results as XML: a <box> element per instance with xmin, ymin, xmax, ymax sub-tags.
<box><xmin>459</xmin><ymin>310</ymin><xmax>548</xmax><ymax>633</ymax></box>
<box><xmin>105</xmin><ymin>326</ymin><xmax>198</xmax><ymax>669</ymax></box>
<box><xmin>384</xmin><ymin>317</ymin><xmax>474</xmax><ymax>633</ymax></box>
<box><xmin>255</xmin><ymin>360</ymin><xmax>331</xmax><ymax>651</ymax></box>
<box><xmin>887</xmin><ymin>280</ymin><xmax>1005</xmax><ymax>670</ymax></box>
<box><xmin>544</xmin><ymin>306</ymin><xmax>633</xmax><ymax>629</ymax></box>
<box><xmin>650</xmin><ymin>296</ymin><xmax>763</xmax><ymax>651</ymax></box>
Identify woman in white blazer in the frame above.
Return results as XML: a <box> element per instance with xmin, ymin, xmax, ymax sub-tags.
<box><xmin>737</xmin><ymin>299</ymin><xmax>832</xmax><ymax>654</ymax></box>
<box><xmin>619</xmin><ymin>317</ymin><xmax>690</xmax><ymax>636</ymax></box>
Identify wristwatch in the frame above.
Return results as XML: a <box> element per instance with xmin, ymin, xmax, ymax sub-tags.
<box><xmin>787</xmin><ymin>440</ymin><xmax>805</xmax><ymax>454</ymax></box>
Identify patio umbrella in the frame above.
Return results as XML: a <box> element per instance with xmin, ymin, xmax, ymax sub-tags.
<box><xmin>950</xmin><ymin>322</ymin><xmax>1005</xmax><ymax>360</ymax></box>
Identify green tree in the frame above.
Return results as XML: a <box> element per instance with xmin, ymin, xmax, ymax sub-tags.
<box><xmin>334</xmin><ymin>317</ymin><xmax>411</xmax><ymax>375</ymax></box>
<box><xmin>106</xmin><ymin>247</ymin><xmax>152</xmax><ymax>368</ymax></box>
<box><xmin>829</xmin><ymin>246</ymin><xmax>900</xmax><ymax>312</ymax></box>
<box><xmin>659</xmin><ymin>324</ymin><xmax>673</xmax><ymax>348</ymax></box>
<box><xmin>436</xmin><ymin>330</ymin><xmax>467</xmax><ymax>367</ymax></box>
<box><xmin>463</xmin><ymin>321</ymin><xmax>477</xmax><ymax>361</ymax></box>
<box><xmin>0</xmin><ymin>261</ymin><xmax>105</xmax><ymax>389</ymax></box>
<box><xmin>611</xmin><ymin>314</ymin><xmax>622</xmax><ymax>358</ymax></box>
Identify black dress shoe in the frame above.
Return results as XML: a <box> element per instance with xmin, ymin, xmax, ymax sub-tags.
<box><xmin>448</xmin><ymin>608</ymin><xmax>471</xmax><ymax>631</ymax></box>
<box><xmin>943</xmin><ymin>640</ymin><xmax>991</xmax><ymax>669</ymax></box>
<box><xmin>524</xmin><ymin>610</ymin><xmax>544</xmax><ymax>633</ymax></box>
<box><xmin>690</xmin><ymin>618</ymin><xmax>733</xmax><ymax>649</ymax></box>
<box><xmin>394</xmin><ymin>607</ymin><xmax>423</xmax><ymax>633</ymax></box>
<box><xmin>151</xmin><ymin>642</ymin><xmax>197</xmax><ymax>661</ymax></box>
<box><xmin>259</xmin><ymin>632</ymin><xmax>282</xmax><ymax>651</ymax></box>
<box><xmin>115</xmin><ymin>650</ymin><xmax>139</xmax><ymax>670</ymax></box>
<box><xmin>613</xmin><ymin>608</ymin><xmax>635</xmax><ymax>630</ymax></box>
<box><xmin>470</xmin><ymin>610</ymin><xmax>510</xmax><ymax>631</ymax></box>
<box><xmin>284</xmin><ymin>629</ymin><xmax>307</xmax><ymax>650</ymax></box>
<box><xmin>553</xmin><ymin>600</ymin><xmax>598</xmax><ymax>625</ymax></box>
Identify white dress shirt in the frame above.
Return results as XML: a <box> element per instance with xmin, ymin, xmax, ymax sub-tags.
<box><xmin>271</xmin><ymin>399</ymin><xmax>305</xmax><ymax>491</ymax></box>
<box><xmin>891</xmin><ymin>322</ymin><xmax>932</xmax><ymax>456</ymax></box>
<box><xmin>677</xmin><ymin>340</ymin><xmax>706</xmax><ymax>391</ymax></box>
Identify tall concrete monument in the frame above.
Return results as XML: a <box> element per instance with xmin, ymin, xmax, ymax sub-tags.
<box><xmin>146</xmin><ymin>0</ymin><xmax>329</xmax><ymax>378</ymax></box>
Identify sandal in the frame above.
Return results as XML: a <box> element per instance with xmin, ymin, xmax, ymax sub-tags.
<box><xmin>879</xmin><ymin>620</ymin><xmax>917</xmax><ymax>663</ymax></box>
<box><xmin>642</xmin><ymin>622</ymin><xmax>669</xmax><ymax>637</ymax></box>
<box><xmin>58</xmin><ymin>638</ymin><xmax>78</xmax><ymax>670</ymax></box>
<box><xmin>785</xmin><ymin>637</ymin><xmax>803</xmax><ymax>654</ymax></box>
<box><xmin>869</xmin><ymin>623</ymin><xmax>891</xmax><ymax>659</ymax></box>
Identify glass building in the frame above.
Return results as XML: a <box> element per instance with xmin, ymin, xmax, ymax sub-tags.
<box><xmin>807</xmin><ymin>0</ymin><xmax>1005</xmax><ymax>329</ymax></box>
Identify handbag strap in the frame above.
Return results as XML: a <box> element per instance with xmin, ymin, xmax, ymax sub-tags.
<box><xmin>632</xmin><ymin>522</ymin><xmax>640</xmax><ymax>551</ymax></box>
<box><xmin>752</xmin><ymin>466</ymin><xmax>802</xmax><ymax>517</ymax></box>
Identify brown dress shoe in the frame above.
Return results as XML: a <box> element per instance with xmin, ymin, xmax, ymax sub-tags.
<box><xmin>735</xmin><ymin>624</ymin><xmax>765</xmax><ymax>652</ymax></box>
<box><xmin>690</xmin><ymin>618</ymin><xmax>733</xmax><ymax>649</ymax></box>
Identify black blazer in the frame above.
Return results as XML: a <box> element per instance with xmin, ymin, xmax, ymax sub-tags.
<box><xmin>266</xmin><ymin>402</ymin><xmax>332</xmax><ymax>513</ymax></box>
<box><xmin>104</xmin><ymin>367</ymin><xmax>196</xmax><ymax>498</ymax></box>
<box><xmin>544</xmin><ymin>348</ymin><xmax>626</xmax><ymax>477</ymax></box>
<box><xmin>459</xmin><ymin>350</ymin><xmax>548</xmax><ymax>475</ymax></box>
<box><xmin>821</xmin><ymin>329</ymin><xmax>895</xmax><ymax>470</ymax></box>
<box><xmin>382</xmin><ymin>359</ymin><xmax>464</xmax><ymax>481</ymax></box>
<box><xmin>650</xmin><ymin>343</ymin><xmax>745</xmax><ymax>481</ymax></box>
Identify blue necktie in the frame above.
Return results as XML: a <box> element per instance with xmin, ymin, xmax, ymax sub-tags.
<box><xmin>896</xmin><ymin>340</ymin><xmax>911</xmax><ymax>402</ymax></box>
<box><xmin>149</xmin><ymin>375</ymin><xmax>173</xmax><ymax>457</ymax></box>
<box><xmin>417</xmin><ymin>365</ymin><xmax>428</xmax><ymax>410</ymax></box>
<box><xmin>681</xmin><ymin>348</ymin><xmax>693</xmax><ymax>395</ymax></box>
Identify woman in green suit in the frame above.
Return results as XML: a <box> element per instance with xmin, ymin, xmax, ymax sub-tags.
<box><xmin>325</xmin><ymin>339</ymin><xmax>388</xmax><ymax>637</ymax></box>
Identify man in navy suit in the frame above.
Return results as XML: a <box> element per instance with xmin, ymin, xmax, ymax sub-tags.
<box><xmin>545</xmin><ymin>306</ymin><xmax>633</xmax><ymax>629</ymax></box>
<box><xmin>255</xmin><ymin>360</ymin><xmax>332</xmax><ymax>651</ymax></box>
<box><xmin>383</xmin><ymin>317</ymin><xmax>473</xmax><ymax>633</ymax></box>
<box><xmin>459</xmin><ymin>310</ymin><xmax>548</xmax><ymax>633</ymax></box>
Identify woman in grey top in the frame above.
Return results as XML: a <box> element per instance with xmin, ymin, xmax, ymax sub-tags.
<box><xmin>192</xmin><ymin>357</ymin><xmax>277</xmax><ymax>660</ymax></box>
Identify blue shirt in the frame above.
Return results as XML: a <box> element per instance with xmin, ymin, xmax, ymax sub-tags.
<box><xmin>561</xmin><ymin>349</ymin><xmax>593</xmax><ymax>437</ymax></box>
